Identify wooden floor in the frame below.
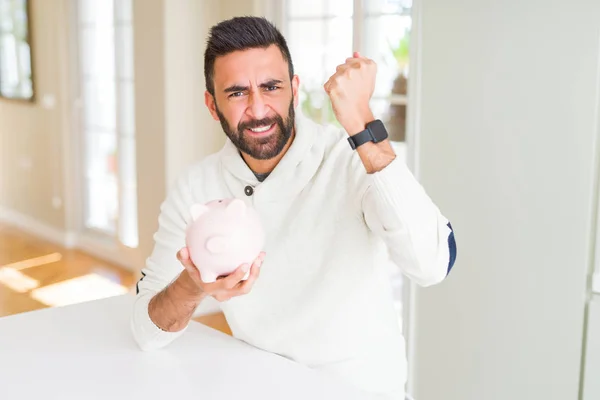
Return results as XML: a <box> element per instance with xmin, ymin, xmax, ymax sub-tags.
<box><xmin>0</xmin><ymin>223</ymin><xmax>231</xmax><ymax>335</ymax></box>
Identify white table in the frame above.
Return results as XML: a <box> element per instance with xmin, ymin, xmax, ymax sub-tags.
<box><xmin>0</xmin><ymin>294</ymin><xmax>374</xmax><ymax>400</ymax></box>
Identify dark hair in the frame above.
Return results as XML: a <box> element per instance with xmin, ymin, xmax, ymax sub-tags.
<box><xmin>204</xmin><ymin>16</ymin><xmax>294</xmax><ymax>95</ymax></box>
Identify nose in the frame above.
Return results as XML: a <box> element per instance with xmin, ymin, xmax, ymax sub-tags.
<box><xmin>247</xmin><ymin>90</ymin><xmax>269</xmax><ymax>120</ymax></box>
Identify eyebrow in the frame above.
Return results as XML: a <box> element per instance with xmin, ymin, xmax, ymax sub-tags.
<box><xmin>223</xmin><ymin>79</ymin><xmax>283</xmax><ymax>93</ymax></box>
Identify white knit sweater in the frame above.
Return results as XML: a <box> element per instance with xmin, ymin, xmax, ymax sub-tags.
<box><xmin>131</xmin><ymin>113</ymin><xmax>455</xmax><ymax>399</ymax></box>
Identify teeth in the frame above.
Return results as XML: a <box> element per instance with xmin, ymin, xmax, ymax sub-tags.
<box><xmin>249</xmin><ymin>125</ymin><xmax>272</xmax><ymax>133</ymax></box>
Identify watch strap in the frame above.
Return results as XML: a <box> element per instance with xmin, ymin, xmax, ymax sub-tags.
<box><xmin>347</xmin><ymin>128</ymin><xmax>374</xmax><ymax>150</ymax></box>
<box><xmin>348</xmin><ymin>119</ymin><xmax>388</xmax><ymax>150</ymax></box>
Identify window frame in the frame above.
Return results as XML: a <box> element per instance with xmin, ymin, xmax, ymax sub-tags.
<box><xmin>278</xmin><ymin>0</ymin><xmax>409</xmax><ymax>109</ymax></box>
<box><xmin>0</xmin><ymin>0</ymin><xmax>35</xmax><ymax>102</ymax></box>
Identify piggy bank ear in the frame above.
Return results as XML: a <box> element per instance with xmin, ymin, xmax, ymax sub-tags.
<box><xmin>190</xmin><ymin>204</ymin><xmax>209</xmax><ymax>221</ymax></box>
<box><xmin>226</xmin><ymin>198</ymin><xmax>246</xmax><ymax>219</ymax></box>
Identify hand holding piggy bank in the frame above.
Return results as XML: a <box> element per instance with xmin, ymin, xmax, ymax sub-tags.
<box><xmin>185</xmin><ymin>198</ymin><xmax>265</xmax><ymax>283</ymax></box>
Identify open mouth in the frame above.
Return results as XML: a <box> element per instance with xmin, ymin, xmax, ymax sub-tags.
<box><xmin>245</xmin><ymin>124</ymin><xmax>275</xmax><ymax>136</ymax></box>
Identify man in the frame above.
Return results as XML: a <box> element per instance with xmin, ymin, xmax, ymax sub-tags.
<box><xmin>131</xmin><ymin>16</ymin><xmax>457</xmax><ymax>400</ymax></box>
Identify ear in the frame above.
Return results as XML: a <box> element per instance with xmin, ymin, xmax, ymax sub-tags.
<box><xmin>292</xmin><ymin>75</ymin><xmax>300</xmax><ymax>108</ymax></box>
<box><xmin>226</xmin><ymin>198</ymin><xmax>246</xmax><ymax>219</ymax></box>
<box><xmin>190</xmin><ymin>204</ymin><xmax>209</xmax><ymax>221</ymax></box>
<box><xmin>206</xmin><ymin>236</ymin><xmax>229</xmax><ymax>254</ymax></box>
<box><xmin>205</xmin><ymin>91</ymin><xmax>220</xmax><ymax>121</ymax></box>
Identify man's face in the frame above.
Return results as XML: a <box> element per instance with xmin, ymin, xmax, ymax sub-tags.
<box><xmin>205</xmin><ymin>45</ymin><xmax>300</xmax><ymax>160</ymax></box>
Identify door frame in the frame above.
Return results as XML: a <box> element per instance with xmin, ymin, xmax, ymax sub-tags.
<box><xmin>63</xmin><ymin>0</ymin><xmax>142</xmax><ymax>273</ymax></box>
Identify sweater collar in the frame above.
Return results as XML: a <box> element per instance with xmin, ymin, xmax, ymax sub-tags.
<box><xmin>220</xmin><ymin>111</ymin><xmax>325</xmax><ymax>200</ymax></box>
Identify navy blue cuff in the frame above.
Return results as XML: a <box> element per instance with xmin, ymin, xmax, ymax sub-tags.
<box><xmin>447</xmin><ymin>222</ymin><xmax>457</xmax><ymax>275</ymax></box>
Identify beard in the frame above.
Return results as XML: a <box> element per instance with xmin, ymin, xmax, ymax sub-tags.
<box><xmin>215</xmin><ymin>98</ymin><xmax>295</xmax><ymax>160</ymax></box>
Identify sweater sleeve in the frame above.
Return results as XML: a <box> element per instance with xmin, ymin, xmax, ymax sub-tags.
<box><xmin>130</xmin><ymin>172</ymin><xmax>194</xmax><ymax>351</ymax></box>
<box><xmin>361</xmin><ymin>156</ymin><xmax>457</xmax><ymax>287</ymax></box>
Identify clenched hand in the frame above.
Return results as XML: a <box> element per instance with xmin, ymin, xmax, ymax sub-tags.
<box><xmin>177</xmin><ymin>247</ymin><xmax>265</xmax><ymax>302</ymax></box>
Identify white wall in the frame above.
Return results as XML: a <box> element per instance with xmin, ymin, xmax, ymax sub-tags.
<box><xmin>410</xmin><ymin>0</ymin><xmax>600</xmax><ymax>399</ymax></box>
<box><xmin>134</xmin><ymin>0</ymin><xmax>228</xmax><ymax>264</ymax></box>
<box><xmin>0</xmin><ymin>0</ymin><xmax>72</xmax><ymax>232</ymax></box>
<box><xmin>164</xmin><ymin>0</ymin><xmax>226</xmax><ymax>187</ymax></box>
<box><xmin>219</xmin><ymin>0</ymin><xmax>255</xmax><ymax>20</ymax></box>
<box><xmin>583</xmin><ymin>295</ymin><xmax>600</xmax><ymax>400</ymax></box>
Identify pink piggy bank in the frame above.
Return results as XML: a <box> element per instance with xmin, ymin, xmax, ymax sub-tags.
<box><xmin>185</xmin><ymin>198</ymin><xmax>265</xmax><ymax>283</ymax></box>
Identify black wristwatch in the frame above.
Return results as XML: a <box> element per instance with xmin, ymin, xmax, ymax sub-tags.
<box><xmin>347</xmin><ymin>119</ymin><xmax>388</xmax><ymax>150</ymax></box>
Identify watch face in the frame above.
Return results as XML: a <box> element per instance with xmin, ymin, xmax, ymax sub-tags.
<box><xmin>368</xmin><ymin>120</ymin><xmax>388</xmax><ymax>142</ymax></box>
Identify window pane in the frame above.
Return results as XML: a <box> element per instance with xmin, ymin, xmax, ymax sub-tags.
<box><xmin>83</xmin><ymin>78</ymin><xmax>116</xmax><ymax>130</ymax></box>
<box><xmin>0</xmin><ymin>33</ymin><xmax>17</xmax><ymax>88</ymax></box>
<box><xmin>84</xmin><ymin>130</ymin><xmax>118</xmax><ymax>234</ymax></box>
<box><xmin>288</xmin><ymin>19</ymin><xmax>355</xmax><ymax>89</ymax></box>
<box><xmin>0</xmin><ymin>0</ymin><xmax>33</xmax><ymax>99</ymax></box>
<box><xmin>371</xmin><ymin>97</ymin><xmax>406</xmax><ymax>142</ymax></box>
<box><xmin>118</xmin><ymin>136</ymin><xmax>138</xmax><ymax>248</ymax></box>
<box><xmin>115</xmin><ymin>25</ymin><xmax>133</xmax><ymax>80</ymax></box>
<box><xmin>363</xmin><ymin>15</ymin><xmax>411</xmax><ymax>99</ymax></box>
<box><xmin>78</xmin><ymin>0</ymin><xmax>137</xmax><ymax>247</ymax></box>
<box><xmin>288</xmin><ymin>20</ymin><xmax>323</xmax><ymax>90</ymax></box>
<box><xmin>328</xmin><ymin>0</ymin><xmax>354</xmax><ymax>17</ymax></box>
<box><xmin>365</xmin><ymin>0</ymin><xmax>412</xmax><ymax>15</ymax></box>
<box><xmin>79</xmin><ymin>0</ymin><xmax>114</xmax><ymax>26</ymax></box>
<box><xmin>287</xmin><ymin>0</ymin><xmax>324</xmax><ymax>18</ymax></box>
<box><xmin>85</xmin><ymin>178</ymin><xmax>118</xmax><ymax>233</ymax></box>
<box><xmin>287</xmin><ymin>0</ymin><xmax>353</xmax><ymax>18</ymax></box>
<box><xmin>299</xmin><ymin>89</ymin><xmax>338</xmax><ymax>126</ymax></box>
<box><xmin>0</xmin><ymin>31</ymin><xmax>32</xmax><ymax>98</ymax></box>
<box><xmin>288</xmin><ymin>17</ymin><xmax>352</xmax><ymax>124</ymax></box>
<box><xmin>85</xmin><ymin>130</ymin><xmax>117</xmax><ymax>181</ymax></box>
<box><xmin>118</xmin><ymin>81</ymin><xmax>134</xmax><ymax>136</ymax></box>
<box><xmin>115</xmin><ymin>0</ymin><xmax>132</xmax><ymax>23</ymax></box>
<box><xmin>79</xmin><ymin>26</ymin><xmax>115</xmax><ymax>78</ymax></box>
<box><xmin>0</xmin><ymin>1</ymin><xmax>13</xmax><ymax>32</ymax></box>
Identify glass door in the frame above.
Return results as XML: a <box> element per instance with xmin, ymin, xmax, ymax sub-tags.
<box><xmin>283</xmin><ymin>0</ymin><xmax>414</xmax><ymax>327</ymax></box>
<box><xmin>76</xmin><ymin>0</ymin><xmax>138</xmax><ymax>264</ymax></box>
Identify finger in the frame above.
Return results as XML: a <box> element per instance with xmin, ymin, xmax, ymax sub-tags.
<box><xmin>325</xmin><ymin>75</ymin><xmax>340</xmax><ymax>90</ymax></box>
<box><xmin>341</xmin><ymin>59</ymin><xmax>363</xmax><ymax>72</ymax></box>
<box><xmin>213</xmin><ymin>293</ymin><xmax>230</xmax><ymax>302</ymax></box>
<box><xmin>237</xmin><ymin>254</ymin><xmax>263</xmax><ymax>284</ymax></box>
<box><xmin>177</xmin><ymin>247</ymin><xmax>196</xmax><ymax>269</ymax></box>
<box><xmin>220</xmin><ymin>263</ymin><xmax>250</xmax><ymax>290</ymax></box>
<box><xmin>353</xmin><ymin>51</ymin><xmax>369</xmax><ymax>60</ymax></box>
<box><xmin>236</xmin><ymin>259</ymin><xmax>262</xmax><ymax>295</ymax></box>
<box><xmin>257</xmin><ymin>251</ymin><xmax>266</xmax><ymax>263</ymax></box>
<box><xmin>182</xmin><ymin>260</ymin><xmax>202</xmax><ymax>283</ymax></box>
<box><xmin>177</xmin><ymin>247</ymin><xmax>189</xmax><ymax>260</ymax></box>
<box><xmin>249</xmin><ymin>254</ymin><xmax>264</xmax><ymax>275</ymax></box>
<box><xmin>177</xmin><ymin>247</ymin><xmax>203</xmax><ymax>282</ymax></box>
<box><xmin>345</xmin><ymin>58</ymin><xmax>362</xmax><ymax>67</ymax></box>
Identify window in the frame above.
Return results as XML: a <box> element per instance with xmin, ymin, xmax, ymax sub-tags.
<box><xmin>77</xmin><ymin>0</ymin><xmax>138</xmax><ymax>248</ymax></box>
<box><xmin>283</xmin><ymin>0</ymin><xmax>412</xmax><ymax>142</ymax></box>
<box><xmin>282</xmin><ymin>0</ymin><xmax>414</xmax><ymax>325</ymax></box>
<box><xmin>0</xmin><ymin>0</ymin><xmax>33</xmax><ymax>100</ymax></box>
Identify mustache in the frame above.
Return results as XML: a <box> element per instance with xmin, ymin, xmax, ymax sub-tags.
<box><xmin>238</xmin><ymin>116</ymin><xmax>281</xmax><ymax>132</ymax></box>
